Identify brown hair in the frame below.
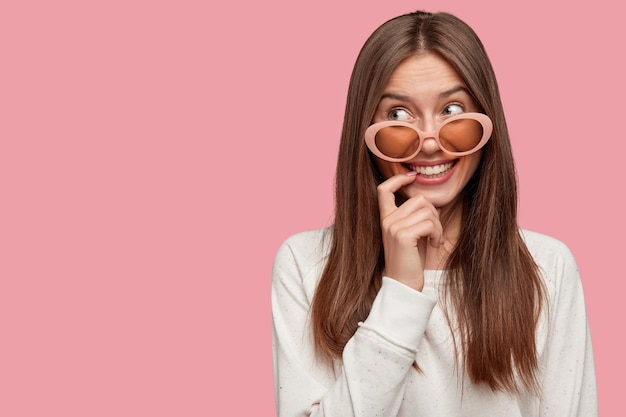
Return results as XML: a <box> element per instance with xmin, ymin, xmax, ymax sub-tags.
<box><xmin>311</xmin><ymin>11</ymin><xmax>546</xmax><ymax>394</ymax></box>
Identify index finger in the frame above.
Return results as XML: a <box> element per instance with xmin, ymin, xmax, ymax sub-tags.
<box><xmin>376</xmin><ymin>172</ymin><xmax>417</xmax><ymax>217</ymax></box>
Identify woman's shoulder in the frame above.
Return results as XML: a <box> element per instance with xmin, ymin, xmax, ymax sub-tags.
<box><xmin>520</xmin><ymin>228</ymin><xmax>570</xmax><ymax>251</ymax></box>
<box><xmin>275</xmin><ymin>226</ymin><xmax>332</xmax><ymax>261</ymax></box>
<box><xmin>273</xmin><ymin>227</ymin><xmax>333</xmax><ymax>285</ymax></box>
<box><xmin>520</xmin><ymin>228</ymin><xmax>574</xmax><ymax>257</ymax></box>
<box><xmin>519</xmin><ymin>228</ymin><xmax>580</xmax><ymax>284</ymax></box>
<box><xmin>279</xmin><ymin>226</ymin><xmax>331</xmax><ymax>248</ymax></box>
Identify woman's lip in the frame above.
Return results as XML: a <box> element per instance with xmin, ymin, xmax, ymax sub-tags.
<box><xmin>404</xmin><ymin>160</ymin><xmax>458</xmax><ymax>185</ymax></box>
<box><xmin>403</xmin><ymin>159</ymin><xmax>457</xmax><ymax>167</ymax></box>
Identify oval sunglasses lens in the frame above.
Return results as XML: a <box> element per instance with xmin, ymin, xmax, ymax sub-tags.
<box><xmin>439</xmin><ymin>118</ymin><xmax>484</xmax><ymax>153</ymax></box>
<box><xmin>375</xmin><ymin>125</ymin><xmax>420</xmax><ymax>159</ymax></box>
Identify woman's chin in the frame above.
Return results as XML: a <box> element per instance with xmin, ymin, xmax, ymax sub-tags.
<box><xmin>398</xmin><ymin>186</ymin><xmax>459</xmax><ymax>209</ymax></box>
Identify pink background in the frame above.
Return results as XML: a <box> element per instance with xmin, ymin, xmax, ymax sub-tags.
<box><xmin>1</xmin><ymin>0</ymin><xmax>622</xmax><ymax>415</ymax></box>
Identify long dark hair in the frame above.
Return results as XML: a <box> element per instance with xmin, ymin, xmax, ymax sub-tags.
<box><xmin>310</xmin><ymin>11</ymin><xmax>546</xmax><ymax>394</ymax></box>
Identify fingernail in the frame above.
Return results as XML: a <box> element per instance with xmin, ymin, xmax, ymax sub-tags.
<box><xmin>406</xmin><ymin>171</ymin><xmax>417</xmax><ymax>176</ymax></box>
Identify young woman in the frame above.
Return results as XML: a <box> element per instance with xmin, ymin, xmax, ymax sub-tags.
<box><xmin>272</xmin><ymin>10</ymin><xmax>597</xmax><ymax>417</ymax></box>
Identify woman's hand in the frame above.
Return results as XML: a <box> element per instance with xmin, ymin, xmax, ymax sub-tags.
<box><xmin>377</xmin><ymin>172</ymin><xmax>444</xmax><ymax>291</ymax></box>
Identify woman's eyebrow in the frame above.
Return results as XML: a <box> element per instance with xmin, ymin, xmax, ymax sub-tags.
<box><xmin>380</xmin><ymin>86</ymin><xmax>471</xmax><ymax>102</ymax></box>
<box><xmin>439</xmin><ymin>86</ymin><xmax>471</xmax><ymax>99</ymax></box>
<box><xmin>379</xmin><ymin>92</ymin><xmax>412</xmax><ymax>102</ymax></box>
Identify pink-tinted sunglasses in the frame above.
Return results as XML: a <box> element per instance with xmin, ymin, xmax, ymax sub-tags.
<box><xmin>364</xmin><ymin>112</ymin><xmax>493</xmax><ymax>162</ymax></box>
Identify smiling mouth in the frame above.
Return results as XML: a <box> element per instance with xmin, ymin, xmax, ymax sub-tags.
<box><xmin>404</xmin><ymin>161</ymin><xmax>456</xmax><ymax>177</ymax></box>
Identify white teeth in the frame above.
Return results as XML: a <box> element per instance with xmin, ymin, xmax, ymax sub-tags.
<box><xmin>411</xmin><ymin>162</ymin><xmax>453</xmax><ymax>176</ymax></box>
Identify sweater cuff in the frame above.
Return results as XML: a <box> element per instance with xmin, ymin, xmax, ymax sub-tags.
<box><xmin>361</xmin><ymin>277</ymin><xmax>436</xmax><ymax>350</ymax></box>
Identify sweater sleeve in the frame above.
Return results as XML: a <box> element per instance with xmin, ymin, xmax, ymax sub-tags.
<box><xmin>272</xmin><ymin>233</ymin><xmax>436</xmax><ymax>417</ymax></box>
<box><xmin>536</xmin><ymin>242</ymin><xmax>598</xmax><ymax>416</ymax></box>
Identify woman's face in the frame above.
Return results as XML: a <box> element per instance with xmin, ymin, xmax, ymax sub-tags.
<box><xmin>371</xmin><ymin>52</ymin><xmax>484</xmax><ymax>209</ymax></box>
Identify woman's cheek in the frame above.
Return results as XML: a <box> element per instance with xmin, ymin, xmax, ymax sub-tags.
<box><xmin>374</xmin><ymin>159</ymin><xmax>403</xmax><ymax>179</ymax></box>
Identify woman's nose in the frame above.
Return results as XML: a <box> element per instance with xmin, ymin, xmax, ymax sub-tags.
<box><xmin>415</xmin><ymin>118</ymin><xmax>442</xmax><ymax>155</ymax></box>
<box><xmin>419</xmin><ymin>132</ymin><xmax>442</xmax><ymax>155</ymax></box>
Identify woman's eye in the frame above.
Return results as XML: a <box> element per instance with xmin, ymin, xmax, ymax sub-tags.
<box><xmin>443</xmin><ymin>103</ymin><xmax>464</xmax><ymax>116</ymax></box>
<box><xmin>388</xmin><ymin>108</ymin><xmax>412</xmax><ymax>121</ymax></box>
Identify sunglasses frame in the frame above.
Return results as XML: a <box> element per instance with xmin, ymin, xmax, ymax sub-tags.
<box><xmin>364</xmin><ymin>112</ymin><xmax>493</xmax><ymax>162</ymax></box>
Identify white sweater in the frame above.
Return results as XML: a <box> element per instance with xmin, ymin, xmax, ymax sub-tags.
<box><xmin>272</xmin><ymin>228</ymin><xmax>597</xmax><ymax>416</ymax></box>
